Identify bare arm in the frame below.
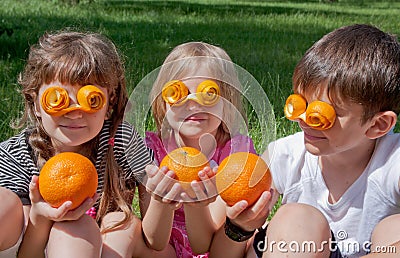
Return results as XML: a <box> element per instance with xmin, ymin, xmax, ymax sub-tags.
<box><xmin>140</xmin><ymin>165</ymin><xmax>182</xmax><ymax>251</ymax></box>
<box><xmin>185</xmin><ymin>197</ymin><xmax>226</xmax><ymax>254</ymax></box>
<box><xmin>17</xmin><ymin>176</ymin><xmax>96</xmax><ymax>258</ymax></box>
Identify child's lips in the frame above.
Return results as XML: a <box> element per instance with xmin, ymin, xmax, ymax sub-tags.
<box><xmin>303</xmin><ymin>131</ymin><xmax>326</xmax><ymax>141</ymax></box>
<box><xmin>184</xmin><ymin>114</ymin><xmax>207</xmax><ymax>121</ymax></box>
<box><xmin>60</xmin><ymin>124</ymin><xmax>86</xmax><ymax>129</ymax></box>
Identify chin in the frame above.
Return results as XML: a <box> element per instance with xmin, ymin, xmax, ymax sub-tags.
<box><xmin>304</xmin><ymin>142</ymin><xmax>324</xmax><ymax>156</ymax></box>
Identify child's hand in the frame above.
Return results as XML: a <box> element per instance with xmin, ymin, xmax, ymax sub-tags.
<box><xmin>145</xmin><ymin>164</ymin><xmax>183</xmax><ymax>209</ymax></box>
<box><xmin>181</xmin><ymin>166</ymin><xmax>218</xmax><ymax>206</ymax></box>
<box><xmin>29</xmin><ymin>175</ymin><xmax>97</xmax><ymax>224</ymax></box>
<box><xmin>226</xmin><ymin>189</ymin><xmax>274</xmax><ymax>232</ymax></box>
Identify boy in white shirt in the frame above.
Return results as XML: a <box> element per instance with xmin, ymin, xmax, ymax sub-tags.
<box><xmin>250</xmin><ymin>23</ymin><xmax>400</xmax><ymax>258</ymax></box>
<box><xmin>212</xmin><ymin>24</ymin><xmax>400</xmax><ymax>258</ymax></box>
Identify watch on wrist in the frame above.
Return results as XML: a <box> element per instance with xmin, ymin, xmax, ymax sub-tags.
<box><xmin>224</xmin><ymin>217</ymin><xmax>255</xmax><ymax>242</ymax></box>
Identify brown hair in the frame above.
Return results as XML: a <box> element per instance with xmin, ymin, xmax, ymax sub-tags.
<box><xmin>150</xmin><ymin>41</ymin><xmax>247</xmax><ymax>145</ymax></box>
<box><xmin>17</xmin><ymin>29</ymin><xmax>131</xmax><ymax>231</ymax></box>
<box><xmin>293</xmin><ymin>24</ymin><xmax>400</xmax><ymax>123</ymax></box>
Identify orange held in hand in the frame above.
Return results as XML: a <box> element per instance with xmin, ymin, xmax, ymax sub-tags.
<box><xmin>39</xmin><ymin>152</ymin><xmax>98</xmax><ymax>210</ymax></box>
<box><xmin>160</xmin><ymin>147</ymin><xmax>210</xmax><ymax>186</ymax></box>
<box><xmin>216</xmin><ymin>152</ymin><xmax>272</xmax><ymax>206</ymax></box>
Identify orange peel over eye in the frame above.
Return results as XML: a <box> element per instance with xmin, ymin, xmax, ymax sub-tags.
<box><xmin>41</xmin><ymin>87</ymin><xmax>70</xmax><ymax>115</ymax></box>
<box><xmin>76</xmin><ymin>85</ymin><xmax>106</xmax><ymax>113</ymax></box>
<box><xmin>196</xmin><ymin>80</ymin><xmax>220</xmax><ymax>106</ymax></box>
<box><xmin>306</xmin><ymin>101</ymin><xmax>336</xmax><ymax>130</ymax></box>
<box><xmin>162</xmin><ymin>80</ymin><xmax>189</xmax><ymax>106</ymax></box>
<box><xmin>284</xmin><ymin>94</ymin><xmax>307</xmax><ymax>120</ymax></box>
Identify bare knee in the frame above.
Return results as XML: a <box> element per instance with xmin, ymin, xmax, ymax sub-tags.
<box><xmin>0</xmin><ymin>187</ymin><xmax>23</xmax><ymax>250</ymax></box>
<box><xmin>270</xmin><ymin>203</ymin><xmax>329</xmax><ymax>233</ymax></box>
<box><xmin>264</xmin><ymin>203</ymin><xmax>331</xmax><ymax>257</ymax></box>
<box><xmin>47</xmin><ymin>215</ymin><xmax>101</xmax><ymax>256</ymax></box>
<box><xmin>371</xmin><ymin>214</ymin><xmax>400</xmax><ymax>248</ymax></box>
<box><xmin>101</xmin><ymin>212</ymin><xmax>142</xmax><ymax>257</ymax></box>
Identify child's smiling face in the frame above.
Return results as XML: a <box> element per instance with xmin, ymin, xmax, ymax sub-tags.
<box><xmin>296</xmin><ymin>86</ymin><xmax>375</xmax><ymax>157</ymax></box>
<box><xmin>164</xmin><ymin>76</ymin><xmax>224</xmax><ymax>148</ymax></box>
<box><xmin>35</xmin><ymin>81</ymin><xmax>109</xmax><ymax>152</ymax></box>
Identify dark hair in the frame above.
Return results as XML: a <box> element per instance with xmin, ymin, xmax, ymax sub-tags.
<box><xmin>293</xmin><ymin>24</ymin><xmax>400</xmax><ymax>123</ymax></box>
<box><xmin>17</xmin><ymin>29</ymin><xmax>131</xmax><ymax>231</ymax></box>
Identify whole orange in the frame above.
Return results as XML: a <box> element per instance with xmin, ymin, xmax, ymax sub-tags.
<box><xmin>38</xmin><ymin>152</ymin><xmax>98</xmax><ymax>210</ymax></box>
<box><xmin>216</xmin><ymin>152</ymin><xmax>271</xmax><ymax>206</ymax></box>
<box><xmin>160</xmin><ymin>147</ymin><xmax>210</xmax><ymax>189</ymax></box>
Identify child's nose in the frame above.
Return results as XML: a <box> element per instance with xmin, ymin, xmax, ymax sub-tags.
<box><xmin>186</xmin><ymin>99</ymin><xmax>202</xmax><ymax>110</ymax></box>
<box><xmin>63</xmin><ymin>109</ymin><xmax>83</xmax><ymax>119</ymax></box>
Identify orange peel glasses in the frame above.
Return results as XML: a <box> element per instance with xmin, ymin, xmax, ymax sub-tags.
<box><xmin>41</xmin><ymin>85</ymin><xmax>106</xmax><ymax>116</ymax></box>
<box><xmin>162</xmin><ymin>80</ymin><xmax>220</xmax><ymax>107</ymax></box>
<box><xmin>284</xmin><ymin>94</ymin><xmax>336</xmax><ymax>130</ymax></box>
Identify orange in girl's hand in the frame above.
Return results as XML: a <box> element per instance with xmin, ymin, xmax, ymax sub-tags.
<box><xmin>38</xmin><ymin>152</ymin><xmax>98</xmax><ymax>210</ymax></box>
<box><xmin>216</xmin><ymin>152</ymin><xmax>272</xmax><ymax>206</ymax></box>
<box><xmin>160</xmin><ymin>147</ymin><xmax>210</xmax><ymax>184</ymax></box>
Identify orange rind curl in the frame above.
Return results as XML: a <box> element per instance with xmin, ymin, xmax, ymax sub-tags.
<box><xmin>284</xmin><ymin>94</ymin><xmax>336</xmax><ymax>130</ymax></box>
<box><xmin>284</xmin><ymin>94</ymin><xmax>307</xmax><ymax>120</ymax></box>
<box><xmin>162</xmin><ymin>80</ymin><xmax>189</xmax><ymax>106</ymax></box>
<box><xmin>41</xmin><ymin>86</ymin><xmax>70</xmax><ymax>115</ymax></box>
<box><xmin>305</xmin><ymin>101</ymin><xmax>336</xmax><ymax>130</ymax></box>
<box><xmin>162</xmin><ymin>79</ymin><xmax>220</xmax><ymax>107</ymax></box>
<box><xmin>76</xmin><ymin>85</ymin><xmax>106</xmax><ymax>113</ymax></box>
<box><xmin>195</xmin><ymin>80</ymin><xmax>220</xmax><ymax>106</ymax></box>
<box><xmin>41</xmin><ymin>85</ymin><xmax>106</xmax><ymax>116</ymax></box>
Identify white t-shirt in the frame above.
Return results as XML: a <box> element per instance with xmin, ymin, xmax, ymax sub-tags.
<box><xmin>268</xmin><ymin>132</ymin><xmax>400</xmax><ymax>257</ymax></box>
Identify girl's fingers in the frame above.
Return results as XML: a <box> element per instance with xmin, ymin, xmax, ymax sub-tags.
<box><xmin>145</xmin><ymin>165</ymin><xmax>158</xmax><ymax>178</ymax></box>
<box><xmin>29</xmin><ymin>175</ymin><xmax>41</xmax><ymax>203</ymax></box>
<box><xmin>198</xmin><ymin>168</ymin><xmax>218</xmax><ymax>199</ymax></box>
<box><xmin>162</xmin><ymin>183</ymin><xmax>182</xmax><ymax>203</ymax></box>
<box><xmin>191</xmin><ymin>180</ymin><xmax>207</xmax><ymax>201</ymax></box>
<box><xmin>145</xmin><ymin>166</ymin><xmax>169</xmax><ymax>192</ymax></box>
<box><xmin>154</xmin><ymin>170</ymin><xmax>176</xmax><ymax>196</ymax></box>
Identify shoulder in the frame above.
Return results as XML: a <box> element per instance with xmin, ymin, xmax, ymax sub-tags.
<box><xmin>0</xmin><ymin>129</ymin><xmax>36</xmax><ymax>168</ymax></box>
<box><xmin>98</xmin><ymin>120</ymin><xmax>142</xmax><ymax>150</ymax></box>
<box><xmin>144</xmin><ymin>131</ymin><xmax>165</xmax><ymax>164</ymax></box>
<box><xmin>0</xmin><ymin>129</ymin><xmax>38</xmax><ymax>203</ymax></box>
<box><xmin>368</xmin><ymin>132</ymin><xmax>400</xmax><ymax>187</ymax></box>
<box><xmin>144</xmin><ymin>131</ymin><xmax>161</xmax><ymax>149</ymax></box>
<box><xmin>268</xmin><ymin>131</ymin><xmax>305</xmax><ymax>161</ymax></box>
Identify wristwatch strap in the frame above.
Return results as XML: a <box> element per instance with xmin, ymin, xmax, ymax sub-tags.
<box><xmin>224</xmin><ymin>217</ymin><xmax>255</xmax><ymax>242</ymax></box>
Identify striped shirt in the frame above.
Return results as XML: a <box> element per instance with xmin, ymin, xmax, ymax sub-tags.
<box><xmin>0</xmin><ymin>120</ymin><xmax>152</xmax><ymax>206</ymax></box>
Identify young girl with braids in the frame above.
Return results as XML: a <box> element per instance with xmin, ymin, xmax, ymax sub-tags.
<box><xmin>0</xmin><ymin>29</ymin><xmax>172</xmax><ymax>258</ymax></box>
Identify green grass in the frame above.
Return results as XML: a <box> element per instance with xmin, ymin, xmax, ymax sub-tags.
<box><xmin>1</xmin><ymin>0</ymin><xmax>399</xmax><ymax>216</ymax></box>
<box><xmin>1</xmin><ymin>0</ymin><xmax>399</xmax><ymax>141</ymax></box>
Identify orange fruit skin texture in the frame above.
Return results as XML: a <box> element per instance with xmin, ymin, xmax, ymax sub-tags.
<box><xmin>160</xmin><ymin>147</ymin><xmax>210</xmax><ymax>187</ymax></box>
<box><xmin>216</xmin><ymin>152</ymin><xmax>272</xmax><ymax>207</ymax></box>
<box><xmin>38</xmin><ymin>152</ymin><xmax>98</xmax><ymax>210</ymax></box>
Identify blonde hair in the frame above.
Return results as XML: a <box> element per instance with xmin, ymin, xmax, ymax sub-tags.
<box><xmin>150</xmin><ymin>42</ymin><xmax>247</xmax><ymax>145</ymax></box>
<box><xmin>17</xmin><ymin>29</ymin><xmax>132</xmax><ymax>231</ymax></box>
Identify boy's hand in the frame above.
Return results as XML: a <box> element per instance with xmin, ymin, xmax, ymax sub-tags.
<box><xmin>145</xmin><ymin>164</ymin><xmax>183</xmax><ymax>210</ymax></box>
<box><xmin>226</xmin><ymin>189</ymin><xmax>273</xmax><ymax>232</ymax></box>
<box><xmin>29</xmin><ymin>175</ymin><xmax>97</xmax><ymax>224</ymax></box>
<box><xmin>180</xmin><ymin>166</ymin><xmax>218</xmax><ymax>206</ymax></box>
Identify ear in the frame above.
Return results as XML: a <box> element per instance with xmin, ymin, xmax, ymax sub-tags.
<box><xmin>33</xmin><ymin>101</ymin><xmax>41</xmax><ymax>118</ymax></box>
<box><xmin>365</xmin><ymin>111</ymin><xmax>397</xmax><ymax>139</ymax></box>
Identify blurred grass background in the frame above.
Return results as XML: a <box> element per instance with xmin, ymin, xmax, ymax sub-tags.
<box><xmin>1</xmin><ymin>0</ymin><xmax>399</xmax><ymax>141</ymax></box>
<box><xmin>1</xmin><ymin>0</ymin><xmax>399</xmax><ymax>216</ymax></box>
